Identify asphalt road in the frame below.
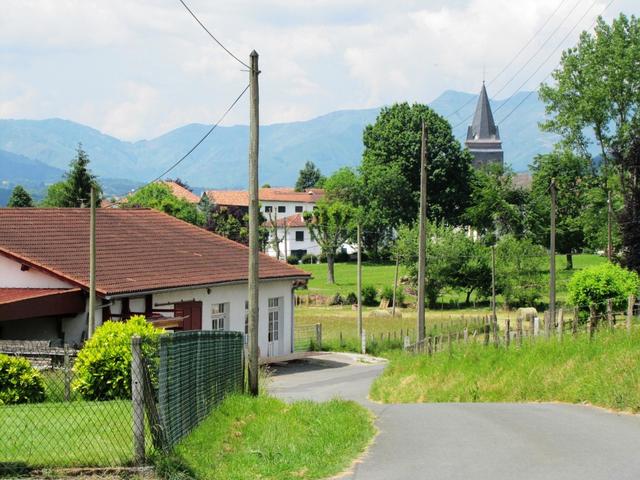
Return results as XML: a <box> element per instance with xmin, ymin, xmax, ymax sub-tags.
<box><xmin>268</xmin><ymin>353</ymin><xmax>640</xmax><ymax>480</ymax></box>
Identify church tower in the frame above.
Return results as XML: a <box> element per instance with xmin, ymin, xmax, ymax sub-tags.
<box><xmin>464</xmin><ymin>83</ymin><xmax>504</xmax><ymax>168</ymax></box>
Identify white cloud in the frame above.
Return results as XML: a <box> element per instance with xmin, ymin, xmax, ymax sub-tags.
<box><xmin>0</xmin><ymin>0</ymin><xmax>638</xmax><ymax>139</ymax></box>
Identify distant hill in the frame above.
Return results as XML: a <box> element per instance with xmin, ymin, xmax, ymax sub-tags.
<box><xmin>0</xmin><ymin>90</ymin><xmax>569</xmax><ymax>191</ymax></box>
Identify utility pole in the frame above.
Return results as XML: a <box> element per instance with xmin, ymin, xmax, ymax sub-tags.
<box><xmin>88</xmin><ymin>186</ymin><xmax>96</xmax><ymax>338</ymax></box>
<box><xmin>248</xmin><ymin>50</ymin><xmax>260</xmax><ymax>396</ymax></box>
<box><xmin>417</xmin><ymin>122</ymin><xmax>428</xmax><ymax>342</ymax></box>
<box><xmin>392</xmin><ymin>248</ymin><xmax>400</xmax><ymax>318</ymax></box>
<box><xmin>357</xmin><ymin>223</ymin><xmax>363</xmax><ymax>353</ymax></box>
<box><xmin>607</xmin><ymin>189</ymin><xmax>613</xmax><ymax>261</ymax></box>
<box><xmin>548</xmin><ymin>178</ymin><xmax>557</xmax><ymax>338</ymax></box>
<box><xmin>491</xmin><ymin>245</ymin><xmax>497</xmax><ymax>325</ymax></box>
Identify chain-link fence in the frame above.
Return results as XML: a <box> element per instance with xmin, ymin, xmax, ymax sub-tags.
<box><xmin>0</xmin><ymin>330</ymin><xmax>244</xmax><ymax>475</ymax></box>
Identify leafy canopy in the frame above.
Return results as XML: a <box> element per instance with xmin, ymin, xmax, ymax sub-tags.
<box><xmin>7</xmin><ymin>185</ymin><xmax>34</xmax><ymax>207</ymax></box>
<box><xmin>125</xmin><ymin>182</ymin><xmax>204</xmax><ymax>225</ymax></box>
<box><xmin>295</xmin><ymin>161</ymin><xmax>324</xmax><ymax>192</ymax></box>
<box><xmin>567</xmin><ymin>262</ymin><xmax>639</xmax><ymax>313</ymax></box>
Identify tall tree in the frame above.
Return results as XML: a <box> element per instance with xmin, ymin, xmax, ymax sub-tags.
<box><xmin>361</xmin><ymin>102</ymin><xmax>474</xmax><ymax>252</ymax></box>
<box><xmin>303</xmin><ymin>199</ymin><xmax>354</xmax><ymax>283</ymax></box>
<box><xmin>295</xmin><ymin>161</ymin><xmax>324</xmax><ymax>192</ymax></box>
<box><xmin>7</xmin><ymin>185</ymin><xmax>34</xmax><ymax>207</ymax></box>
<box><xmin>539</xmin><ymin>13</ymin><xmax>640</xmax><ymax>271</ymax></box>
<box><xmin>125</xmin><ymin>183</ymin><xmax>204</xmax><ymax>225</ymax></box>
<box><xmin>40</xmin><ymin>182</ymin><xmax>68</xmax><ymax>207</ymax></box>
<box><xmin>527</xmin><ymin>150</ymin><xmax>594</xmax><ymax>269</ymax></box>
<box><xmin>61</xmin><ymin>144</ymin><xmax>102</xmax><ymax>207</ymax></box>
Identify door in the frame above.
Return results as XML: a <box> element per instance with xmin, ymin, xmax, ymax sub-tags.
<box><xmin>267</xmin><ymin>297</ymin><xmax>283</xmax><ymax>356</ymax></box>
<box><xmin>174</xmin><ymin>301</ymin><xmax>202</xmax><ymax>330</ymax></box>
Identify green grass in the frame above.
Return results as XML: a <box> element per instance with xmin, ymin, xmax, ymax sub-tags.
<box><xmin>161</xmin><ymin>394</ymin><xmax>374</xmax><ymax>480</ymax></box>
<box><xmin>0</xmin><ymin>400</ymin><xmax>134</xmax><ymax>468</ymax></box>
<box><xmin>370</xmin><ymin>327</ymin><xmax>640</xmax><ymax>412</ymax></box>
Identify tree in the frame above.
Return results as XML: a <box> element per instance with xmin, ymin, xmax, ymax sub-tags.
<box><xmin>7</xmin><ymin>185</ymin><xmax>34</xmax><ymax>207</ymax></box>
<box><xmin>61</xmin><ymin>144</ymin><xmax>102</xmax><ymax>207</ymax></box>
<box><xmin>527</xmin><ymin>150</ymin><xmax>594</xmax><ymax>269</ymax></box>
<box><xmin>303</xmin><ymin>199</ymin><xmax>354</xmax><ymax>283</ymax></box>
<box><xmin>40</xmin><ymin>182</ymin><xmax>69</xmax><ymax>207</ymax></box>
<box><xmin>465</xmin><ymin>164</ymin><xmax>528</xmax><ymax>242</ymax></box>
<box><xmin>361</xmin><ymin>103</ymin><xmax>474</xmax><ymax>253</ymax></box>
<box><xmin>539</xmin><ymin>14</ymin><xmax>640</xmax><ymax>271</ymax></box>
<box><xmin>295</xmin><ymin>161</ymin><xmax>324</xmax><ymax>192</ymax></box>
<box><xmin>124</xmin><ymin>183</ymin><xmax>204</xmax><ymax>225</ymax></box>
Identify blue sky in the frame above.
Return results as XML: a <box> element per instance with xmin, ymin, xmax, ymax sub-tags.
<box><xmin>1</xmin><ymin>0</ymin><xmax>637</xmax><ymax>140</ymax></box>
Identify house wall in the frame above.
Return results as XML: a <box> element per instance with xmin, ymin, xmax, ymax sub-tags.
<box><xmin>152</xmin><ymin>279</ymin><xmax>295</xmax><ymax>357</ymax></box>
<box><xmin>265</xmin><ymin>225</ymin><xmax>322</xmax><ymax>258</ymax></box>
<box><xmin>0</xmin><ymin>254</ymin><xmax>73</xmax><ymax>288</ymax></box>
<box><xmin>260</xmin><ymin>201</ymin><xmax>314</xmax><ymax>217</ymax></box>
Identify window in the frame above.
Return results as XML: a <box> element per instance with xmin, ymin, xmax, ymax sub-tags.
<box><xmin>264</xmin><ymin>205</ymin><xmax>273</xmax><ymax>213</ymax></box>
<box><xmin>268</xmin><ymin>297</ymin><xmax>281</xmax><ymax>342</ymax></box>
<box><xmin>295</xmin><ymin>205</ymin><xmax>303</xmax><ymax>213</ymax></box>
<box><xmin>277</xmin><ymin>205</ymin><xmax>286</xmax><ymax>213</ymax></box>
<box><xmin>295</xmin><ymin>231</ymin><xmax>304</xmax><ymax>242</ymax></box>
<box><xmin>211</xmin><ymin>302</ymin><xmax>229</xmax><ymax>331</ymax></box>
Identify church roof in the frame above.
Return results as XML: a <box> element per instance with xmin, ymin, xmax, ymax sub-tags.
<box><xmin>466</xmin><ymin>83</ymin><xmax>500</xmax><ymax>142</ymax></box>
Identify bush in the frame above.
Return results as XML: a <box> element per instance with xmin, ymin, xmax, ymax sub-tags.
<box><xmin>0</xmin><ymin>354</ymin><xmax>45</xmax><ymax>405</ymax></box>
<box><xmin>344</xmin><ymin>292</ymin><xmax>357</xmax><ymax>305</ymax></box>
<box><xmin>328</xmin><ymin>293</ymin><xmax>344</xmax><ymax>306</ymax></box>
<box><xmin>380</xmin><ymin>285</ymin><xmax>405</xmax><ymax>307</ymax></box>
<box><xmin>286</xmin><ymin>255</ymin><xmax>299</xmax><ymax>265</ymax></box>
<box><xmin>73</xmin><ymin>315</ymin><xmax>162</xmax><ymax>401</ymax></box>
<box><xmin>568</xmin><ymin>262</ymin><xmax>640</xmax><ymax>312</ymax></box>
<box><xmin>335</xmin><ymin>250</ymin><xmax>350</xmax><ymax>263</ymax></box>
<box><xmin>300</xmin><ymin>253</ymin><xmax>318</xmax><ymax>264</ymax></box>
<box><xmin>361</xmin><ymin>285</ymin><xmax>378</xmax><ymax>306</ymax></box>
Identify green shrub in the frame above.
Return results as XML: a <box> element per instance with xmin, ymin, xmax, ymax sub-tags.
<box><xmin>73</xmin><ymin>315</ymin><xmax>162</xmax><ymax>401</ymax></box>
<box><xmin>0</xmin><ymin>354</ymin><xmax>45</xmax><ymax>405</ymax></box>
<box><xmin>335</xmin><ymin>250</ymin><xmax>350</xmax><ymax>262</ymax></box>
<box><xmin>286</xmin><ymin>255</ymin><xmax>299</xmax><ymax>265</ymax></box>
<box><xmin>344</xmin><ymin>292</ymin><xmax>357</xmax><ymax>305</ymax></box>
<box><xmin>380</xmin><ymin>285</ymin><xmax>405</xmax><ymax>307</ymax></box>
<box><xmin>300</xmin><ymin>253</ymin><xmax>318</xmax><ymax>264</ymax></box>
<box><xmin>361</xmin><ymin>285</ymin><xmax>378</xmax><ymax>306</ymax></box>
<box><xmin>568</xmin><ymin>262</ymin><xmax>639</xmax><ymax>312</ymax></box>
<box><xmin>329</xmin><ymin>293</ymin><xmax>344</xmax><ymax>306</ymax></box>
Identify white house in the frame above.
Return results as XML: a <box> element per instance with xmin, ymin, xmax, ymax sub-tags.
<box><xmin>262</xmin><ymin>213</ymin><xmax>321</xmax><ymax>259</ymax></box>
<box><xmin>0</xmin><ymin>208</ymin><xmax>310</xmax><ymax>358</ymax></box>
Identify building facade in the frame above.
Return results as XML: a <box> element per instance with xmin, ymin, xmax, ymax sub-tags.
<box><xmin>465</xmin><ymin>83</ymin><xmax>504</xmax><ymax>168</ymax></box>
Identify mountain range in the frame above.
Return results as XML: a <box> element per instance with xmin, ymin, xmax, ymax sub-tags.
<box><xmin>0</xmin><ymin>89</ymin><xmax>561</xmax><ymax>203</ymax></box>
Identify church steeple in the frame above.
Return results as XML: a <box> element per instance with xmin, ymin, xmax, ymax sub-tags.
<box><xmin>464</xmin><ymin>83</ymin><xmax>504</xmax><ymax>168</ymax></box>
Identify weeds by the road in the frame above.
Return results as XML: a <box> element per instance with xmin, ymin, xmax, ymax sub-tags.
<box><xmin>370</xmin><ymin>328</ymin><xmax>640</xmax><ymax>413</ymax></box>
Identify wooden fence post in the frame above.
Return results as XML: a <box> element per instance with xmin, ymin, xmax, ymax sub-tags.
<box><xmin>557</xmin><ymin>308</ymin><xmax>563</xmax><ymax>340</ymax></box>
<box><xmin>588</xmin><ymin>305</ymin><xmax>596</xmax><ymax>339</ymax></box>
<box><xmin>572</xmin><ymin>307</ymin><xmax>579</xmax><ymax>336</ymax></box>
<box><xmin>483</xmin><ymin>317</ymin><xmax>490</xmax><ymax>346</ymax></box>
<box><xmin>315</xmin><ymin>323</ymin><xmax>322</xmax><ymax>350</ymax></box>
<box><xmin>463</xmin><ymin>327</ymin><xmax>468</xmax><ymax>343</ymax></box>
<box><xmin>505</xmin><ymin>319</ymin><xmax>511</xmax><ymax>347</ymax></box>
<box><xmin>516</xmin><ymin>316</ymin><xmax>523</xmax><ymax>346</ymax></box>
<box><xmin>63</xmin><ymin>344</ymin><xmax>71</xmax><ymax>402</ymax></box>
<box><xmin>131</xmin><ymin>335</ymin><xmax>145</xmax><ymax>465</ymax></box>
<box><xmin>607</xmin><ymin>299</ymin><xmax>614</xmax><ymax>330</ymax></box>
<box><xmin>627</xmin><ymin>294</ymin><xmax>635</xmax><ymax>335</ymax></box>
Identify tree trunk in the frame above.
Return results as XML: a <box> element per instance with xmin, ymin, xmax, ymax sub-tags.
<box><xmin>565</xmin><ymin>253</ymin><xmax>573</xmax><ymax>270</ymax></box>
<box><xmin>465</xmin><ymin>288</ymin><xmax>475</xmax><ymax>305</ymax></box>
<box><xmin>327</xmin><ymin>253</ymin><xmax>336</xmax><ymax>284</ymax></box>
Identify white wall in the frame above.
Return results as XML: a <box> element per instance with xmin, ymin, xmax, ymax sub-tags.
<box><xmin>0</xmin><ymin>254</ymin><xmax>73</xmax><ymax>288</ymax></box>
<box><xmin>265</xmin><ymin>225</ymin><xmax>322</xmax><ymax>258</ymax></box>
<box><xmin>260</xmin><ymin>201</ymin><xmax>314</xmax><ymax>217</ymax></box>
<box><xmin>152</xmin><ymin>279</ymin><xmax>296</xmax><ymax>357</ymax></box>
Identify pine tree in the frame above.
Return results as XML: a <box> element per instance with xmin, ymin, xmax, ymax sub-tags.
<box><xmin>7</xmin><ymin>185</ymin><xmax>34</xmax><ymax>207</ymax></box>
<box><xmin>62</xmin><ymin>144</ymin><xmax>102</xmax><ymax>207</ymax></box>
<box><xmin>295</xmin><ymin>161</ymin><xmax>323</xmax><ymax>192</ymax></box>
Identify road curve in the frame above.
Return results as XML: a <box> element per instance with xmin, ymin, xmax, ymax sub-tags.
<box><xmin>268</xmin><ymin>353</ymin><xmax>640</xmax><ymax>480</ymax></box>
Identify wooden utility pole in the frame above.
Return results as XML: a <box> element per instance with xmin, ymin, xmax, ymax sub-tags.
<box><xmin>417</xmin><ymin>122</ymin><xmax>428</xmax><ymax>342</ymax></box>
<box><xmin>607</xmin><ymin>189</ymin><xmax>613</xmax><ymax>261</ymax></box>
<box><xmin>391</xmin><ymin>248</ymin><xmax>400</xmax><ymax>318</ymax></box>
<box><xmin>247</xmin><ymin>50</ymin><xmax>260</xmax><ymax>396</ymax></box>
<box><xmin>357</xmin><ymin>223</ymin><xmax>363</xmax><ymax>353</ymax></box>
<box><xmin>491</xmin><ymin>245</ymin><xmax>497</xmax><ymax>334</ymax></box>
<box><xmin>548</xmin><ymin>178</ymin><xmax>557</xmax><ymax>338</ymax></box>
<box><xmin>88</xmin><ymin>186</ymin><xmax>96</xmax><ymax>338</ymax></box>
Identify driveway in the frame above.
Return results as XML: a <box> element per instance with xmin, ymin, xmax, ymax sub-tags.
<box><xmin>268</xmin><ymin>353</ymin><xmax>640</xmax><ymax>480</ymax></box>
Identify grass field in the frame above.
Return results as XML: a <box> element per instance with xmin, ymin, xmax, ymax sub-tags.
<box><xmin>0</xmin><ymin>400</ymin><xmax>134</xmax><ymax>468</ymax></box>
<box><xmin>369</xmin><ymin>328</ymin><xmax>640</xmax><ymax>412</ymax></box>
<box><xmin>162</xmin><ymin>394</ymin><xmax>374</xmax><ymax>480</ymax></box>
<box><xmin>298</xmin><ymin>254</ymin><xmax>606</xmax><ymax>304</ymax></box>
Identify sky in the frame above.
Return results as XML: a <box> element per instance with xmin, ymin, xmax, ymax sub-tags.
<box><xmin>1</xmin><ymin>0</ymin><xmax>638</xmax><ymax>141</ymax></box>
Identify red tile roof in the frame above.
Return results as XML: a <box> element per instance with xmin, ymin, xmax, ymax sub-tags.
<box><xmin>0</xmin><ymin>208</ymin><xmax>310</xmax><ymax>297</ymax></box>
<box><xmin>206</xmin><ymin>188</ymin><xmax>324</xmax><ymax>207</ymax></box>
<box><xmin>162</xmin><ymin>181</ymin><xmax>201</xmax><ymax>204</ymax></box>
<box><xmin>263</xmin><ymin>213</ymin><xmax>307</xmax><ymax>228</ymax></box>
<box><xmin>0</xmin><ymin>288</ymin><xmax>76</xmax><ymax>304</ymax></box>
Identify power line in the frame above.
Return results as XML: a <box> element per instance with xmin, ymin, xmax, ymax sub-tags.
<box><xmin>497</xmin><ymin>0</ymin><xmax>616</xmax><ymax>124</ymax></box>
<box><xmin>445</xmin><ymin>0</ymin><xmax>570</xmax><ymax>122</ymax></box>
<box><xmin>146</xmin><ymin>83</ymin><xmax>250</xmax><ymax>186</ymax></box>
<box><xmin>178</xmin><ymin>0</ymin><xmax>250</xmax><ymax>69</ymax></box>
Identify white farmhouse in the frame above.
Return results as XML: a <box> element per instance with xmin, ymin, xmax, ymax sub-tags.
<box><xmin>262</xmin><ymin>213</ymin><xmax>321</xmax><ymax>259</ymax></box>
<box><xmin>0</xmin><ymin>208</ymin><xmax>310</xmax><ymax>359</ymax></box>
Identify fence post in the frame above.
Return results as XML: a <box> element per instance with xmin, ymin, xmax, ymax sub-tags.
<box><xmin>627</xmin><ymin>294</ymin><xmax>635</xmax><ymax>335</ymax></box>
<box><xmin>607</xmin><ymin>299</ymin><xmax>614</xmax><ymax>330</ymax></box>
<box><xmin>483</xmin><ymin>317</ymin><xmax>490</xmax><ymax>346</ymax></box>
<box><xmin>463</xmin><ymin>327</ymin><xmax>468</xmax><ymax>343</ymax></box>
<box><xmin>572</xmin><ymin>307</ymin><xmax>579</xmax><ymax>336</ymax></box>
<box><xmin>588</xmin><ymin>305</ymin><xmax>596</xmax><ymax>339</ymax></box>
<box><xmin>516</xmin><ymin>316</ymin><xmax>522</xmax><ymax>346</ymax></box>
<box><xmin>492</xmin><ymin>314</ymin><xmax>499</xmax><ymax>347</ymax></box>
<box><xmin>361</xmin><ymin>329</ymin><xmax>366</xmax><ymax>355</ymax></box>
<box><xmin>315</xmin><ymin>323</ymin><xmax>322</xmax><ymax>350</ymax></box>
<box><xmin>131</xmin><ymin>335</ymin><xmax>145</xmax><ymax>465</ymax></box>
<box><xmin>505</xmin><ymin>319</ymin><xmax>511</xmax><ymax>347</ymax></box>
<box><xmin>557</xmin><ymin>308</ymin><xmax>563</xmax><ymax>340</ymax></box>
<box><xmin>403</xmin><ymin>335</ymin><xmax>410</xmax><ymax>350</ymax></box>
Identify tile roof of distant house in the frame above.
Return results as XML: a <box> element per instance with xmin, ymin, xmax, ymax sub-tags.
<box><xmin>263</xmin><ymin>213</ymin><xmax>307</xmax><ymax>228</ymax></box>
<box><xmin>0</xmin><ymin>208</ymin><xmax>310</xmax><ymax>297</ymax></box>
<box><xmin>162</xmin><ymin>181</ymin><xmax>201</xmax><ymax>204</ymax></box>
<box><xmin>206</xmin><ymin>187</ymin><xmax>324</xmax><ymax>207</ymax></box>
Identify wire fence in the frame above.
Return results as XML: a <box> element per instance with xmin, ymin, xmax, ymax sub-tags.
<box><xmin>0</xmin><ymin>331</ymin><xmax>244</xmax><ymax>475</ymax></box>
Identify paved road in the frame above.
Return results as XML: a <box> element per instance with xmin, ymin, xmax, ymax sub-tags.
<box><xmin>268</xmin><ymin>353</ymin><xmax>640</xmax><ymax>480</ymax></box>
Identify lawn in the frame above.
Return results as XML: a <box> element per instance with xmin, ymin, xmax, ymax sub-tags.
<box><xmin>369</xmin><ymin>327</ymin><xmax>640</xmax><ymax>412</ymax></box>
<box><xmin>163</xmin><ymin>394</ymin><xmax>375</xmax><ymax>480</ymax></box>
<box><xmin>0</xmin><ymin>399</ymin><xmax>134</xmax><ymax>468</ymax></box>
